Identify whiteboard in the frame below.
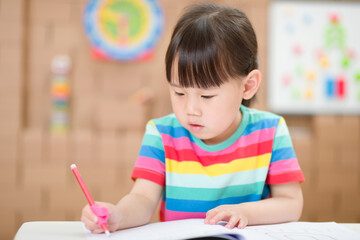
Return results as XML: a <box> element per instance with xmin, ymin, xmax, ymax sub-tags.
<box><xmin>268</xmin><ymin>1</ymin><xmax>360</xmax><ymax>114</ymax></box>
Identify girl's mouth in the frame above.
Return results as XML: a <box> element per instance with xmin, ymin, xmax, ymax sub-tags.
<box><xmin>189</xmin><ymin>123</ymin><xmax>204</xmax><ymax>132</ymax></box>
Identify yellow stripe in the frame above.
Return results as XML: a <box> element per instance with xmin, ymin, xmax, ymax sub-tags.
<box><xmin>279</xmin><ymin>117</ymin><xmax>285</xmax><ymax>125</ymax></box>
<box><xmin>166</xmin><ymin>153</ymin><xmax>271</xmax><ymax>177</ymax></box>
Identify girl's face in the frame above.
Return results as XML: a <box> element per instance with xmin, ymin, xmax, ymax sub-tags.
<box><xmin>169</xmin><ymin>77</ymin><xmax>245</xmax><ymax>145</ymax></box>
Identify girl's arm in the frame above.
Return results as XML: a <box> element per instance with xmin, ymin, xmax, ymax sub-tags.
<box><xmin>81</xmin><ymin>178</ymin><xmax>162</xmax><ymax>233</ymax></box>
<box><xmin>204</xmin><ymin>181</ymin><xmax>303</xmax><ymax>229</ymax></box>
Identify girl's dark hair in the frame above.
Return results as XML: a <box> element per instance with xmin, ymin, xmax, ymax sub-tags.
<box><xmin>165</xmin><ymin>3</ymin><xmax>258</xmax><ymax>106</ymax></box>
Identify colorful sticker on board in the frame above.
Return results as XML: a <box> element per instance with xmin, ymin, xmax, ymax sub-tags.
<box><xmin>84</xmin><ymin>0</ymin><xmax>164</xmax><ymax>61</ymax></box>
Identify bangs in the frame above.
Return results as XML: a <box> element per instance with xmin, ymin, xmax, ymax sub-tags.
<box><xmin>166</xmin><ymin>17</ymin><xmax>233</xmax><ymax>89</ymax></box>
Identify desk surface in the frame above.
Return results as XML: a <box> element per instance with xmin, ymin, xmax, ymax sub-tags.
<box><xmin>14</xmin><ymin>222</ymin><xmax>85</xmax><ymax>240</ymax></box>
<box><xmin>14</xmin><ymin>221</ymin><xmax>360</xmax><ymax>240</ymax></box>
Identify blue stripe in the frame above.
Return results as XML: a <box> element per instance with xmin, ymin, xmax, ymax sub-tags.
<box><xmin>156</xmin><ymin>125</ymin><xmax>194</xmax><ymax>140</ymax></box>
<box><xmin>139</xmin><ymin>145</ymin><xmax>165</xmax><ymax>164</ymax></box>
<box><xmin>242</xmin><ymin>118</ymin><xmax>279</xmax><ymax>136</ymax></box>
<box><xmin>261</xmin><ymin>184</ymin><xmax>271</xmax><ymax>199</ymax></box>
<box><xmin>271</xmin><ymin>147</ymin><xmax>296</xmax><ymax>163</ymax></box>
<box><xmin>166</xmin><ymin>194</ymin><xmax>262</xmax><ymax>212</ymax></box>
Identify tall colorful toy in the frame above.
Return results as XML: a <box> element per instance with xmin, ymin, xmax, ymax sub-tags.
<box><xmin>50</xmin><ymin>55</ymin><xmax>71</xmax><ymax>134</ymax></box>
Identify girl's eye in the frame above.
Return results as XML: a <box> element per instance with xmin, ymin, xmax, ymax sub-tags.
<box><xmin>201</xmin><ymin>95</ymin><xmax>214</xmax><ymax>99</ymax></box>
<box><xmin>175</xmin><ymin>91</ymin><xmax>184</xmax><ymax>96</ymax></box>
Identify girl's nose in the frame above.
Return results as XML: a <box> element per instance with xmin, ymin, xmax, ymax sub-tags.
<box><xmin>185</xmin><ymin>97</ymin><xmax>201</xmax><ymax>116</ymax></box>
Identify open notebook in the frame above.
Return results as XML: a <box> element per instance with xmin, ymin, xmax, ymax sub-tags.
<box><xmin>84</xmin><ymin>218</ymin><xmax>360</xmax><ymax>240</ymax></box>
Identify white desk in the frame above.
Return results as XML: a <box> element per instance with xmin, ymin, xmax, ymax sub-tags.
<box><xmin>14</xmin><ymin>221</ymin><xmax>360</xmax><ymax>240</ymax></box>
<box><xmin>14</xmin><ymin>222</ymin><xmax>86</xmax><ymax>240</ymax></box>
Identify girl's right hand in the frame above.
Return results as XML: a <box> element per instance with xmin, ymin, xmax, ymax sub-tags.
<box><xmin>81</xmin><ymin>202</ymin><xmax>121</xmax><ymax>233</ymax></box>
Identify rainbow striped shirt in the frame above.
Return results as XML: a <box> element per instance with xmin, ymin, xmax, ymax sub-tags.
<box><xmin>131</xmin><ymin>105</ymin><xmax>304</xmax><ymax>221</ymax></box>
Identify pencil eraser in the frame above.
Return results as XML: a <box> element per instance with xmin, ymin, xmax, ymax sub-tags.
<box><xmin>70</xmin><ymin>164</ymin><xmax>77</xmax><ymax>170</ymax></box>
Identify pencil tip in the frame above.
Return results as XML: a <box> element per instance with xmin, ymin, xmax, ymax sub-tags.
<box><xmin>105</xmin><ymin>230</ymin><xmax>111</xmax><ymax>237</ymax></box>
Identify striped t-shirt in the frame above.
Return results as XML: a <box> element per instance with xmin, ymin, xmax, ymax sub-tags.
<box><xmin>131</xmin><ymin>105</ymin><xmax>304</xmax><ymax>221</ymax></box>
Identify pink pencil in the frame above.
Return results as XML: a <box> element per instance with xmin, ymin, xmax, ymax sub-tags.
<box><xmin>70</xmin><ymin>164</ymin><xmax>111</xmax><ymax>237</ymax></box>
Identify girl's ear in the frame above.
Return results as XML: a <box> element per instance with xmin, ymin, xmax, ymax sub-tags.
<box><xmin>242</xmin><ymin>70</ymin><xmax>261</xmax><ymax>100</ymax></box>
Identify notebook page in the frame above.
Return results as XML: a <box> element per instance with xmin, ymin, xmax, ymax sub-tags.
<box><xmin>84</xmin><ymin>219</ymin><xmax>268</xmax><ymax>240</ymax></box>
<box><xmin>84</xmin><ymin>219</ymin><xmax>360</xmax><ymax>240</ymax></box>
<box><xmin>243</xmin><ymin>221</ymin><xmax>360</xmax><ymax>240</ymax></box>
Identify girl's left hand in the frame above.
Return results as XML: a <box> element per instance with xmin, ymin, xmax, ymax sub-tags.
<box><xmin>204</xmin><ymin>204</ymin><xmax>249</xmax><ymax>229</ymax></box>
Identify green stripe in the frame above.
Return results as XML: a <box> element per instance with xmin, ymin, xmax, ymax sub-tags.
<box><xmin>154</xmin><ymin>113</ymin><xmax>183</xmax><ymax>128</ymax></box>
<box><xmin>167</xmin><ymin>182</ymin><xmax>264</xmax><ymax>201</ymax></box>
<box><xmin>245</xmin><ymin>106</ymin><xmax>279</xmax><ymax>123</ymax></box>
<box><xmin>142</xmin><ymin>134</ymin><xmax>162</xmax><ymax>148</ymax></box>
<box><xmin>273</xmin><ymin>135</ymin><xmax>293</xmax><ymax>150</ymax></box>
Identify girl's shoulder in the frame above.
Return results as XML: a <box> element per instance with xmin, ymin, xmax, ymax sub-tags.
<box><xmin>149</xmin><ymin>113</ymin><xmax>180</xmax><ymax>127</ymax></box>
<box><xmin>241</xmin><ymin>105</ymin><xmax>284</xmax><ymax>123</ymax></box>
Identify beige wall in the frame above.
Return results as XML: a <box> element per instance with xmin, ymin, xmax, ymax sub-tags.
<box><xmin>0</xmin><ymin>0</ymin><xmax>359</xmax><ymax>239</ymax></box>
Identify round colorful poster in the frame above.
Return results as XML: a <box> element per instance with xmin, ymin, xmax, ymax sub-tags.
<box><xmin>84</xmin><ymin>0</ymin><xmax>164</xmax><ymax>61</ymax></box>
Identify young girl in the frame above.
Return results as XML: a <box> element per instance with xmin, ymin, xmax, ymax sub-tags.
<box><xmin>81</xmin><ymin>3</ymin><xmax>304</xmax><ymax>233</ymax></box>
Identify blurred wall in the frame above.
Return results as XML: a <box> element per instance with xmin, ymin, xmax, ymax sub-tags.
<box><xmin>0</xmin><ymin>0</ymin><xmax>359</xmax><ymax>239</ymax></box>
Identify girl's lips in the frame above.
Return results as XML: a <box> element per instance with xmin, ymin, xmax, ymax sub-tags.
<box><xmin>189</xmin><ymin>123</ymin><xmax>204</xmax><ymax>132</ymax></box>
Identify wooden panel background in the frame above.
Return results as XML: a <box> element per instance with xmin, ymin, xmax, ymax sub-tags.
<box><xmin>0</xmin><ymin>0</ymin><xmax>359</xmax><ymax>239</ymax></box>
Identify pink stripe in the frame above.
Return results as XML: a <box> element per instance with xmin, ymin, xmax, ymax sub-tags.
<box><xmin>268</xmin><ymin>158</ymin><xmax>301</xmax><ymax>175</ymax></box>
<box><xmin>162</xmin><ymin>127</ymin><xmax>276</xmax><ymax>156</ymax></box>
<box><xmin>164</xmin><ymin>209</ymin><xmax>206</xmax><ymax>221</ymax></box>
<box><xmin>134</xmin><ymin>156</ymin><xmax>165</xmax><ymax>175</ymax></box>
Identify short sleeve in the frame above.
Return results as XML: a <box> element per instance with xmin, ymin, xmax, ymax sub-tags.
<box><xmin>266</xmin><ymin>117</ymin><xmax>305</xmax><ymax>184</ymax></box>
<box><xmin>131</xmin><ymin>121</ymin><xmax>166</xmax><ymax>187</ymax></box>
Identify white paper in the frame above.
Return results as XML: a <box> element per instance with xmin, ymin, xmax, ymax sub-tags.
<box><xmin>84</xmin><ymin>219</ymin><xmax>360</xmax><ymax>240</ymax></box>
<box><xmin>245</xmin><ymin>221</ymin><xmax>360</xmax><ymax>240</ymax></box>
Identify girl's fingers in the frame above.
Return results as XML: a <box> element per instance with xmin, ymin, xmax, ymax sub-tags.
<box><xmin>92</xmin><ymin>228</ymin><xmax>105</xmax><ymax>234</ymax></box>
<box><xmin>204</xmin><ymin>208</ymin><xmax>219</xmax><ymax>224</ymax></box>
<box><xmin>82</xmin><ymin>205</ymin><xmax>98</xmax><ymax>222</ymax></box>
<box><xmin>205</xmin><ymin>205</ymin><xmax>248</xmax><ymax>229</ymax></box>
<box><xmin>107</xmin><ymin>223</ymin><xmax>119</xmax><ymax>232</ymax></box>
<box><xmin>81</xmin><ymin>215</ymin><xmax>99</xmax><ymax>231</ymax></box>
<box><xmin>225</xmin><ymin>215</ymin><xmax>240</xmax><ymax>229</ymax></box>
<box><xmin>237</xmin><ymin>218</ymin><xmax>248</xmax><ymax>229</ymax></box>
<box><xmin>208</xmin><ymin>211</ymin><xmax>228</xmax><ymax>225</ymax></box>
<box><xmin>81</xmin><ymin>205</ymin><xmax>103</xmax><ymax>232</ymax></box>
